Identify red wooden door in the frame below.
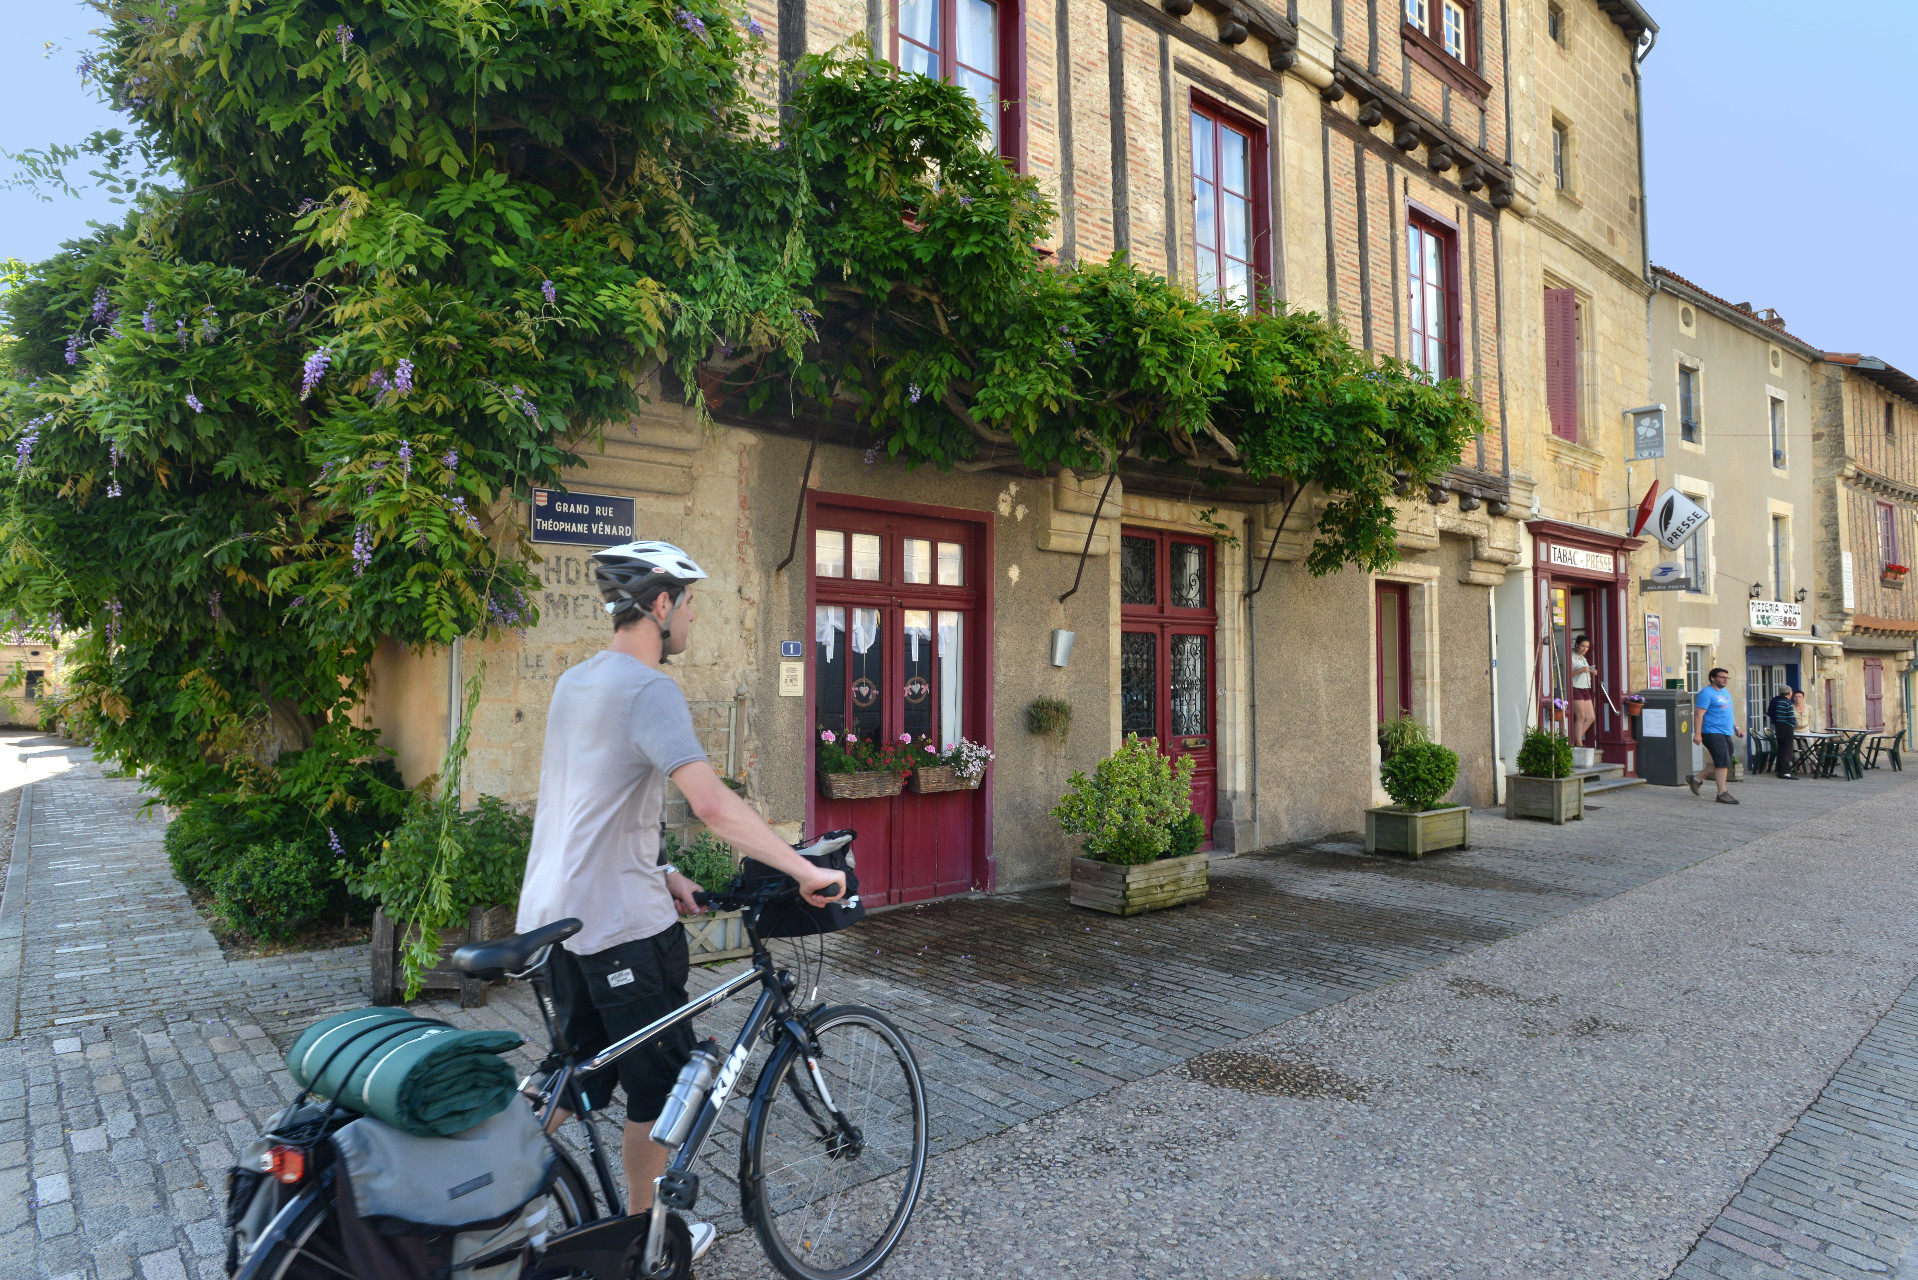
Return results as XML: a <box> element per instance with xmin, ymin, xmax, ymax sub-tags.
<box><xmin>1865</xmin><ymin>657</ymin><xmax>1885</xmax><ymax>731</ymax></box>
<box><xmin>810</xmin><ymin>503</ymin><xmax>982</xmax><ymax>905</ymax></box>
<box><xmin>1118</xmin><ymin>529</ymin><xmax>1217</xmax><ymax>837</ymax></box>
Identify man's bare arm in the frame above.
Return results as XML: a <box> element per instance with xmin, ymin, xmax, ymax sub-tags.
<box><xmin>671</xmin><ymin>759</ymin><xmax>845</xmax><ymax>905</ymax></box>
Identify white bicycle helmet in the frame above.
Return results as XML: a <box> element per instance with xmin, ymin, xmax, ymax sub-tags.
<box><xmin>590</xmin><ymin>541</ymin><xmax>708</xmax><ymax>650</ymax></box>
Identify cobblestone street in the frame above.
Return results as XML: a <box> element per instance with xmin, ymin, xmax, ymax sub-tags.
<box><xmin>2</xmin><ymin>732</ymin><xmax>1917</xmax><ymax>1279</ymax></box>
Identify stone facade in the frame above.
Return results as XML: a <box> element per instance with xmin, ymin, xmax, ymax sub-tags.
<box><xmin>1810</xmin><ymin>355</ymin><xmax>1918</xmax><ymax>739</ymax></box>
<box><xmin>1645</xmin><ymin>267</ymin><xmax>1828</xmax><ymax>749</ymax></box>
<box><xmin>0</xmin><ymin>640</ymin><xmax>64</xmax><ymax>727</ymax></box>
<box><xmin>360</xmin><ymin>0</ymin><xmax>1644</xmax><ymax>891</ymax></box>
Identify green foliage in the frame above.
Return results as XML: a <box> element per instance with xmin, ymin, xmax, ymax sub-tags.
<box><xmin>344</xmin><ymin>791</ymin><xmax>532</xmax><ymax>923</ymax></box>
<box><xmin>213</xmin><ymin>837</ymin><xmax>331</xmax><ymax>942</ymax></box>
<box><xmin>1166</xmin><ymin>809</ymin><xmax>1207</xmax><ymax>861</ymax></box>
<box><xmin>0</xmin><ymin>1</ymin><xmax>1483</xmax><ymax>876</ymax></box>
<box><xmin>1377</xmin><ymin>714</ymin><xmax>1430</xmax><ymax>760</ymax></box>
<box><xmin>1378</xmin><ymin>741</ymin><xmax>1459</xmax><ymax>813</ymax></box>
<box><xmin>665</xmin><ymin>828</ymin><xmax>737</xmax><ymax>895</ymax></box>
<box><xmin>1026</xmin><ymin>697</ymin><xmax>1073</xmax><ymax>741</ymax></box>
<box><xmin>164</xmin><ymin>795</ymin><xmax>286</xmax><ymax>892</ymax></box>
<box><xmin>1053</xmin><ymin>734</ymin><xmax>1196</xmax><ymax>865</ymax></box>
<box><xmin>1517</xmin><ymin>727</ymin><xmax>1574</xmax><ymax>779</ymax></box>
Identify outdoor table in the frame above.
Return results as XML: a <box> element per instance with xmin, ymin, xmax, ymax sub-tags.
<box><xmin>1791</xmin><ymin>731</ymin><xmax>1837</xmax><ymax>777</ymax></box>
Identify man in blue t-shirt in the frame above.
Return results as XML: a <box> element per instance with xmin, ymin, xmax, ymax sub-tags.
<box><xmin>1689</xmin><ymin>666</ymin><xmax>1745</xmax><ymax>803</ymax></box>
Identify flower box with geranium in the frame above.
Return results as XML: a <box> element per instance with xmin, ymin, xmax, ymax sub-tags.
<box><xmin>907</xmin><ymin>736</ymin><xmax>994</xmax><ymax>793</ymax></box>
<box><xmin>1885</xmin><ymin>563</ymin><xmax>1909</xmax><ymax>587</ymax></box>
<box><xmin>816</xmin><ymin>728</ymin><xmax>914</xmax><ymax>800</ymax></box>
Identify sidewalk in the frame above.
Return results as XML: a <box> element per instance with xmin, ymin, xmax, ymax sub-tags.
<box><xmin>0</xmin><ymin>731</ymin><xmax>1913</xmax><ymax>1279</ymax></box>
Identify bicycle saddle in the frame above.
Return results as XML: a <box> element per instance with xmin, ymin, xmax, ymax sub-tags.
<box><xmin>452</xmin><ymin>918</ymin><xmax>581</xmax><ymax>980</ymax></box>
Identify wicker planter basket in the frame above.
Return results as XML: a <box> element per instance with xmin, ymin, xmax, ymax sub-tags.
<box><xmin>369</xmin><ymin>904</ymin><xmax>516</xmax><ymax>1009</ymax></box>
<box><xmin>817</xmin><ymin>769</ymin><xmax>905</xmax><ymax>800</ymax></box>
<box><xmin>907</xmin><ymin>766</ymin><xmax>983</xmax><ymax>795</ymax></box>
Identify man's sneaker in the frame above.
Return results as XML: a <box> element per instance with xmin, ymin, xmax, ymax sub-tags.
<box><xmin>687</xmin><ymin>1220</ymin><xmax>717</xmax><ymax>1260</ymax></box>
<box><xmin>1780</xmin><ymin>773</ymin><xmax>1797</xmax><ymax>780</ymax></box>
<box><xmin>1687</xmin><ymin>773</ymin><xmax>1702</xmax><ymax>796</ymax></box>
<box><xmin>1716</xmin><ymin>792</ymin><xmax>1740</xmax><ymax>804</ymax></box>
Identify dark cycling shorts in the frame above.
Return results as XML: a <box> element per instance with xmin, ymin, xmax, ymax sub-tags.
<box><xmin>546</xmin><ymin>923</ymin><xmax>694</xmax><ymax>1125</ymax></box>
<box><xmin>1701</xmin><ymin>732</ymin><xmax>1735</xmax><ymax>770</ymax></box>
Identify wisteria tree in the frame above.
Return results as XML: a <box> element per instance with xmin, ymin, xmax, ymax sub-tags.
<box><xmin>0</xmin><ymin>0</ymin><xmax>1481</xmax><ymax>851</ymax></box>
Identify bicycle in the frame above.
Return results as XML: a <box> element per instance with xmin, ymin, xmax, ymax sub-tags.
<box><xmin>230</xmin><ymin>831</ymin><xmax>929</xmax><ymax>1280</ymax></box>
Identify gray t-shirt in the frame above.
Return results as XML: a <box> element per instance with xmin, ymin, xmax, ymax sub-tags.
<box><xmin>516</xmin><ymin>651</ymin><xmax>708</xmax><ymax>956</ymax></box>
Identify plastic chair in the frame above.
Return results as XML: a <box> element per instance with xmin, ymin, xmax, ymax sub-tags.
<box><xmin>1867</xmin><ymin>729</ymin><xmax>1905</xmax><ymax>772</ymax></box>
<box><xmin>1840</xmin><ymin>732</ymin><xmax>1869</xmax><ymax>781</ymax></box>
<box><xmin>1751</xmin><ymin>729</ymin><xmax>1773</xmax><ymax>775</ymax></box>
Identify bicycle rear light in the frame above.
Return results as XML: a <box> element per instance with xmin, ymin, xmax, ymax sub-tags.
<box><xmin>267</xmin><ymin>1145</ymin><xmax>305</xmax><ymax>1185</ymax></box>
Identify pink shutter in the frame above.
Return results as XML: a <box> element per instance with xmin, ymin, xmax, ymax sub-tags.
<box><xmin>1864</xmin><ymin>658</ymin><xmax>1884</xmax><ymax>732</ymax></box>
<box><xmin>1544</xmin><ymin>288</ymin><xmax>1578</xmax><ymax>441</ymax></box>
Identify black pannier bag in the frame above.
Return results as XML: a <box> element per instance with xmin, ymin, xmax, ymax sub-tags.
<box><xmin>328</xmin><ymin>1102</ymin><xmax>558</xmax><ymax>1280</ymax></box>
<box><xmin>738</xmin><ymin>829</ymin><xmax>867</xmax><ymax>937</ymax></box>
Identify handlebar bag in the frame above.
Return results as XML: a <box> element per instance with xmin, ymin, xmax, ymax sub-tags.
<box><xmin>738</xmin><ymin>830</ymin><xmax>868</xmax><ymax>938</ymax></box>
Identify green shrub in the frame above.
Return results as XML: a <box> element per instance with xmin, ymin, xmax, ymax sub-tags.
<box><xmin>1166</xmin><ymin>810</ymin><xmax>1207</xmax><ymax>860</ymax></box>
<box><xmin>1377</xmin><ymin>714</ymin><xmax>1430</xmax><ymax>760</ymax></box>
<box><xmin>1026</xmin><ymin>698</ymin><xmax>1073</xmax><ymax>741</ymax></box>
<box><xmin>665</xmin><ymin>829</ymin><xmax>737</xmax><ymax>895</ymax></box>
<box><xmin>342</xmin><ymin>793</ymin><xmax>533</xmax><ymax>919</ymax></box>
<box><xmin>1053</xmin><ymin>734</ymin><xmax>1197</xmax><ymax>865</ymax></box>
<box><xmin>213</xmin><ymin>838</ymin><xmax>332</xmax><ymax>942</ymax></box>
<box><xmin>165</xmin><ymin>798</ymin><xmax>288</xmax><ymax>893</ymax></box>
<box><xmin>1516</xmin><ymin>727</ymin><xmax>1574</xmax><ymax>779</ymax></box>
<box><xmin>1379</xmin><ymin>741</ymin><xmax>1460</xmax><ymax>812</ymax></box>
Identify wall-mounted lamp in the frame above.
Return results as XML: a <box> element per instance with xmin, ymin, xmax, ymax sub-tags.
<box><xmin>1749</xmin><ymin>582</ymin><xmax>1763</xmax><ymax>600</ymax></box>
<box><xmin>1795</xmin><ymin>588</ymin><xmax>1808</xmax><ymax>604</ymax></box>
<box><xmin>1050</xmin><ymin>629</ymin><xmax>1076</xmax><ymax>668</ymax></box>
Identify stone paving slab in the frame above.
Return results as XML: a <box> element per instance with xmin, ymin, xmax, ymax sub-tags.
<box><xmin>1</xmin><ymin>728</ymin><xmax>1914</xmax><ymax>1278</ymax></box>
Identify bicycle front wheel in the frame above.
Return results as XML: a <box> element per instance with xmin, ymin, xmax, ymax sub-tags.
<box><xmin>741</xmin><ymin>1005</ymin><xmax>928</xmax><ymax>1280</ymax></box>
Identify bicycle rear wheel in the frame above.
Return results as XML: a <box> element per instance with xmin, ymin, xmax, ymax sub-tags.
<box><xmin>741</xmin><ymin>1005</ymin><xmax>928</xmax><ymax>1280</ymax></box>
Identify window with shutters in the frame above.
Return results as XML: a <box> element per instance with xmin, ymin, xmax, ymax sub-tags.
<box><xmin>1879</xmin><ymin>500</ymin><xmax>1901</xmax><ymax>569</ymax></box>
<box><xmin>1681</xmin><ymin>491</ymin><xmax>1708</xmax><ymax>592</ymax></box>
<box><xmin>1544</xmin><ymin>287</ymin><xmax>1580</xmax><ymax>441</ymax></box>
<box><xmin>1190</xmin><ymin>98</ymin><xmax>1270</xmax><ymax>312</ymax></box>
<box><xmin>1864</xmin><ymin>657</ymin><xmax>1885</xmax><ymax>732</ymax></box>
<box><xmin>1404</xmin><ymin>0</ymin><xmax>1477</xmax><ymax>70</ymax></box>
<box><xmin>1769</xmin><ymin>396</ymin><xmax>1787</xmax><ymax>470</ymax></box>
<box><xmin>1772</xmin><ymin>515</ymin><xmax>1789</xmax><ymax>600</ymax></box>
<box><xmin>1407</xmin><ymin>213</ymin><xmax>1458</xmax><ymax>380</ymax></box>
<box><xmin>1552</xmin><ymin>122</ymin><xmax>1569</xmax><ymax>190</ymax></box>
<box><xmin>893</xmin><ymin>0</ymin><xmax>1025</xmax><ymax>168</ymax></box>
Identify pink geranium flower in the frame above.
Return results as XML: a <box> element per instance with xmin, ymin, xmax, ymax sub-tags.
<box><xmin>820</xmin><ymin>729</ymin><xmax>836</xmax><ymax>744</ymax></box>
<box><xmin>898</xmin><ymin>733</ymin><xmax>911</xmax><ymax>743</ymax></box>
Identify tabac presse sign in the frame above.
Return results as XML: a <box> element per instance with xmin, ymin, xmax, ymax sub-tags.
<box><xmin>529</xmin><ymin>488</ymin><xmax>635</xmax><ymax>547</ymax></box>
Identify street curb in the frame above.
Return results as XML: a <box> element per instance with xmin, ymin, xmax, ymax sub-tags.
<box><xmin>0</xmin><ymin>781</ymin><xmax>32</xmax><ymax>1039</ymax></box>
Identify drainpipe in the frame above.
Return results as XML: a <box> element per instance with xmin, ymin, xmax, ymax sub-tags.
<box><xmin>1245</xmin><ymin>533</ymin><xmax>1261</xmax><ymax>852</ymax></box>
<box><xmin>1488</xmin><ymin>591</ymin><xmax>1502</xmax><ymax>806</ymax></box>
<box><xmin>1632</xmin><ymin>25</ymin><xmax>1655</xmax><ymax>286</ymax></box>
<box><xmin>446</xmin><ymin>636</ymin><xmax>463</xmax><ymax>806</ymax></box>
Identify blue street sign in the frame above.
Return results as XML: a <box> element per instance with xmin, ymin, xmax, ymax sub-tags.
<box><xmin>781</xmin><ymin>641</ymin><xmax>804</xmax><ymax>658</ymax></box>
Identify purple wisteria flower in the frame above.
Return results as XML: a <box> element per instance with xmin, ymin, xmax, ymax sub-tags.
<box><xmin>351</xmin><ymin>524</ymin><xmax>372</xmax><ymax>576</ymax></box>
<box><xmin>441</xmin><ymin>448</ymin><xmax>458</xmax><ymax>475</ymax></box>
<box><xmin>185</xmin><ymin>393</ymin><xmax>204</xmax><ymax>413</ymax></box>
<box><xmin>328</xmin><ymin>828</ymin><xmax>345</xmax><ymax>858</ymax></box>
<box><xmin>335</xmin><ymin>24</ymin><xmax>354</xmax><ymax>56</ymax></box>
<box><xmin>959</xmin><ymin>195</ymin><xmax>973</xmax><ymax>206</ymax></box>
<box><xmin>176</xmin><ymin>318</ymin><xmax>188</xmax><ymax>348</ymax></box>
<box><xmin>208</xmin><ymin>590</ymin><xmax>220</xmax><ymax>620</ymax></box>
<box><xmin>16</xmin><ymin>416</ymin><xmax>48</xmax><ymax>473</ymax></box>
<box><xmin>77</xmin><ymin>51</ymin><xmax>97</xmax><ymax>80</ymax></box>
<box><xmin>300</xmin><ymin>347</ymin><xmax>331</xmax><ymax>399</ymax></box>
<box><xmin>65</xmin><ymin>333</ymin><xmax>84</xmax><ymax>365</ymax></box>
<box><xmin>907</xmin><ymin>383</ymin><xmax>922</xmax><ymax>404</ymax></box>
<box><xmin>106</xmin><ymin>599</ymin><xmax>123</xmax><ymax>646</ymax></box>
<box><xmin>676</xmin><ymin>9</ymin><xmax>707</xmax><ymax>34</ymax></box>
<box><xmin>367</xmin><ymin>370</ymin><xmax>388</xmax><ymax>394</ymax></box>
<box><xmin>394</xmin><ymin>358</ymin><xmax>414</xmax><ymax>395</ymax></box>
<box><xmin>398</xmin><ymin>439</ymin><xmax>413</xmax><ymax>479</ymax></box>
<box><xmin>541</xmin><ymin>279</ymin><xmax>557</xmax><ymax>304</ymax></box>
<box><xmin>744</xmin><ymin>15</ymin><xmax>765</xmax><ymax>37</ymax></box>
<box><xmin>200</xmin><ymin>309</ymin><xmax>218</xmax><ymax>341</ymax></box>
<box><xmin>450</xmin><ymin>496</ymin><xmax>480</xmax><ymax>534</ymax></box>
<box><xmin>863</xmin><ymin>448</ymin><xmax>877</xmax><ymax>466</ymax></box>
<box><xmin>141</xmin><ymin>303</ymin><xmax>155</xmax><ymax>333</ymax></box>
<box><xmin>366</xmin><ymin>459</ymin><xmax>386</xmax><ymax>495</ymax></box>
<box><xmin>90</xmin><ymin>287</ymin><xmax>111</xmax><ymax>321</ymax></box>
<box><xmin>793</xmin><ymin>308</ymin><xmax>819</xmax><ymax>338</ymax></box>
<box><xmin>296</xmin><ymin>197</ymin><xmax>320</xmax><ymax>216</ymax></box>
<box><xmin>508</xmin><ymin>385</ymin><xmax>539</xmax><ymax>422</ymax></box>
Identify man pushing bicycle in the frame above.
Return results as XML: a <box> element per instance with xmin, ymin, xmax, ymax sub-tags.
<box><xmin>515</xmin><ymin>539</ymin><xmax>845</xmax><ymax>1256</ymax></box>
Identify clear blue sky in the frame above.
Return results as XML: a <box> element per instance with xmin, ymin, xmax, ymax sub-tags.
<box><xmin>4</xmin><ymin>0</ymin><xmax>1913</xmax><ymax>367</ymax></box>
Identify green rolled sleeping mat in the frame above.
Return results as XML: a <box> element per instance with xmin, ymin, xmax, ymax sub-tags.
<box><xmin>285</xmin><ymin>1008</ymin><xmax>524</xmax><ymax>1137</ymax></box>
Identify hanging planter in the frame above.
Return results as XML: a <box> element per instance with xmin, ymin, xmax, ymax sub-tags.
<box><xmin>907</xmin><ymin>766</ymin><xmax>981</xmax><ymax>794</ymax></box>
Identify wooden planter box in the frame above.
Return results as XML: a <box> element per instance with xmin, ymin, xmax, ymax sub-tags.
<box><xmin>684</xmin><ymin>909</ymin><xmax>752</xmax><ymax>963</ymax></box>
<box><xmin>1069</xmin><ymin>852</ymin><xmax>1209</xmax><ymax>917</ymax></box>
<box><xmin>1505</xmin><ymin>774</ymin><xmax>1584</xmax><ymax>824</ymax></box>
<box><xmin>907</xmin><ymin>766</ymin><xmax>983</xmax><ymax>795</ymax></box>
<box><xmin>1364</xmin><ymin>804</ymin><xmax>1470</xmax><ymax>857</ymax></box>
<box><xmin>370</xmin><ymin>904</ymin><xmax>516</xmax><ymax>1009</ymax></box>
<box><xmin>818</xmin><ymin>770</ymin><xmax>905</xmax><ymax>800</ymax></box>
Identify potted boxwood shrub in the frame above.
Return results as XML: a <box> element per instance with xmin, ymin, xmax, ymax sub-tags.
<box><xmin>346</xmin><ymin>793</ymin><xmax>532</xmax><ymax>1007</ymax></box>
<box><xmin>1507</xmin><ymin>727</ymin><xmax>1583</xmax><ymax>824</ymax></box>
<box><xmin>1055</xmin><ymin>734</ymin><xmax>1208</xmax><ymax>916</ymax></box>
<box><xmin>816</xmin><ymin>727</ymin><xmax>913</xmax><ymax>800</ymax></box>
<box><xmin>1365</xmin><ymin>739</ymin><xmax>1468</xmax><ymax>857</ymax></box>
<box><xmin>667</xmin><ymin>829</ymin><xmax>753</xmax><ymax>963</ymax></box>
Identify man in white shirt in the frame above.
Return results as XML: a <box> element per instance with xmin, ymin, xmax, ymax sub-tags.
<box><xmin>516</xmin><ymin>540</ymin><xmax>844</xmax><ymax>1244</ymax></box>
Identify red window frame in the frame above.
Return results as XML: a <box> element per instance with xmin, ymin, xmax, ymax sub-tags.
<box><xmin>1407</xmin><ymin>209</ymin><xmax>1461</xmax><ymax>382</ymax></box>
<box><xmin>1375</xmin><ymin>582</ymin><xmax>1412</xmax><ymax>723</ymax></box>
<box><xmin>1189</xmin><ymin>93</ymin><xmax>1272</xmax><ymax>313</ymax></box>
<box><xmin>1879</xmin><ymin>500</ymin><xmax>1901</xmax><ymax>568</ymax></box>
<box><xmin>890</xmin><ymin>0</ymin><xmax>1027</xmax><ymax>170</ymax></box>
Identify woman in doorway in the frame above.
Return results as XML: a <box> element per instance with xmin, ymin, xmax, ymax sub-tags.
<box><xmin>1569</xmin><ymin>635</ymin><xmax>1597</xmax><ymax>747</ymax></box>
